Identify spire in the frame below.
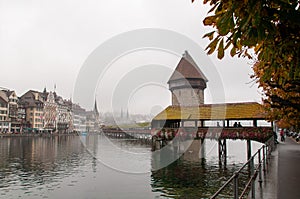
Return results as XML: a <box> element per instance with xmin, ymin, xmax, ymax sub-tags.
<box><xmin>94</xmin><ymin>99</ymin><xmax>99</xmax><ymax>115</ymax></box>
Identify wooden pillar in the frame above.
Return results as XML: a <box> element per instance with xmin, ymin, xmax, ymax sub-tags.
<box><xmin>201</xmin><ymin>120</ymin><xmax>204</xmax><ymax>127</ymax></box>
<box><xmin>218</xmin><ymin>139</ymin><xmax>227</xmax><ymax>160</ymax></box>
<box><xmin>253</xmin><ymin>120</ymin><xmax>257</xmax><ymax>127</ymax></box>
<box><xmin>200</xmin><ymin>138</ymin><xmax>205</xmax><ymax>158</ymax></box>
<box><xmin>247</xmin><ymin>139</ymin><xmax>252</xmax><ymax>160</ymax></box>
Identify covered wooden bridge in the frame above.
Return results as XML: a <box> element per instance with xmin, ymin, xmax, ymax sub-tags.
<box><xmin>151</xmin><ymin>102</ymin><xmax>274</xmax><ymax>157</ymax></box>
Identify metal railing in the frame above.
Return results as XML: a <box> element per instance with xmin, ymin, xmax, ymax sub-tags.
<box><xmin>210</xmin><ymin>137</ymin><xmax>275</xmax><ymax>199</ymax></box>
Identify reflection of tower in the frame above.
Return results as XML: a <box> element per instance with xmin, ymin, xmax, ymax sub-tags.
<box><xmin>182</xmin><ymin>139</ymin><xmax>205</xmax><ymax>162</ymax></box>
<box><xmin>120</xmin><ymin>108</ymin><xmax>123</xmax><ymax>119</ymax></box>
<box><xmin>168</xmin><ymin>51</ymin><xmax>208</xmax><ymax>106</ymax></box>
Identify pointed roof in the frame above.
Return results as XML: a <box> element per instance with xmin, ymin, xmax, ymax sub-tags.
<box><xmin>0</xmin><ymin>90</ymin><xmax>8</xmax><ymax>103</ymax></box>
<box><xmin>168</xmin><ymin>51</ymin><xmax>208</xmax><ymax>83</ymax></box>
<box><xmin>94</xmin><ymin>99</ymin><xmax>99</xmax><ymax>115</ymax></box>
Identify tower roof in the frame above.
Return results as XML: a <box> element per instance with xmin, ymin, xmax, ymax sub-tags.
<box><xmin>168</xmin><ymin>51</ymin><xmax>208</xmax><ymax>83</ymax></box>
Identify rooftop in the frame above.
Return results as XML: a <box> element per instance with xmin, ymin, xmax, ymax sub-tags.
<box><xmin>168</xmin><ymin>51</ymin><xmax>208</xmax><ymax>83</ymax></box>
<box><xmin>153</xmin><ymin>102</ymin><xmax>267</xmax><ymax>121</ymax></box>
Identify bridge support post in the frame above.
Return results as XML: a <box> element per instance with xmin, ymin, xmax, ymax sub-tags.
<box><xmin>151</xmin><ymin>136</ymin><xmax>161</xmax><ymax>151</ymax></box>
<box><xmin>200</xmin><ymin>138</ymin><xmax>205</xmax><ymax>158</ymax></box>
<box><xmin>247</xmin><ymin>140</ymin><xmax>252</xmax><ymax>160</ymax></box>
<box><xmin>218</xmin><ymin>139</ymin><xmax>227</xmax><ymax>164</ymax></box>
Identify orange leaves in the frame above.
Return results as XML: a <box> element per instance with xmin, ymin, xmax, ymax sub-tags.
<box><xmin>202</xmin><ymin>31</ymin><xmax>215</xmax><ymax>40</ymax></box>
<box><xmin>201</xmin><ymin>0</ymin><xmax>300</xmax><ymax>129</ymax></box>
<box><xmin>205</xmin><ymin>36</ymin><xmax>219</xmax><ymax>55</ymax></box>
<box><xmin>217</xmin><ymin>38</ymin><xmax>224</xmax><ymax>59</ymax></box>
<box><xmin>203</xmin><ymin>16</ymin><xmax>217</xmax><ymax>26</ymax></box>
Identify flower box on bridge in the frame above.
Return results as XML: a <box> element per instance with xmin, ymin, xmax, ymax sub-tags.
<box><xmin>151</xmin><ymin>127</ymin><xmax>273</xmax><ymax>143</ymax></box>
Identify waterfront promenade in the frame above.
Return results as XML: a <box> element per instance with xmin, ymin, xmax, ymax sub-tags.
<box><xmin>255</xmin><ymin>137</ymin><xmax>300</xmax><ymax>199</ymax></box>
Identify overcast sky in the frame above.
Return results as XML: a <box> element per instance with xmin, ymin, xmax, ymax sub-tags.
<box><xmin>0</xmin><ymin>0</ymin><xmax>263</xmax><ymax>115</ymax></box>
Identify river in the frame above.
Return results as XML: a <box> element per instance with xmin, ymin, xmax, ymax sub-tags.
<box><xmin>0</xmin><ymin>134</ymin><xmax>263</xmax><ymax>199</ymax></box>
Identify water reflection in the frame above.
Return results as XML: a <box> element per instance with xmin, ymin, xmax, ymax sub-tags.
<box><xmin>0</xmin><ymin>135</ymin><xmax>262</xmax><ymax>199</ymax></box>
<box><xmin>0</xmin><ymin>136</ymin><xmax>95</xmax><ymax>198</ymax></box>
<box><xmin>150</xmin><ymin>139</ymin><xmax>262</xmax><ymax>198</ymax></box>
<box><xmin>151</xmin><ymin>139</ymin><xmax>239</xmax><ymax>198</ymax></box>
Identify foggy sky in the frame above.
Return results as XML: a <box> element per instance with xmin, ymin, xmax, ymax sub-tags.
<box><xmin>0</xmin><ymin>0</ymin><xmax>262</xmax><ymax>115</ymax></box>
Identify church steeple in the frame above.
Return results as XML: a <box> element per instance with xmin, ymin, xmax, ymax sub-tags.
<box><xmin>94</xmin><ymin>99</ymin><xmax>99</xmax><ymax>116</ymax></box>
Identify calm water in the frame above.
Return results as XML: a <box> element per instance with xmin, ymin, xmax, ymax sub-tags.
<box><xmin>0</xmin><ymin>134</ymin><xmax>262</xmax><ymax>199</ymax></box>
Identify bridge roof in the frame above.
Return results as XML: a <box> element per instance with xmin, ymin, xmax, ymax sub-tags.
<box><xmin>153</xmin><ymin>102</ymin><xmax>267</xmax><ymax>121</ymax></box>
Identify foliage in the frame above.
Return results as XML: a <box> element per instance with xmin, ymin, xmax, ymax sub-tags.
<box><xmin>195</xmin><ymin>0</ymin><xmax>300</xmax><ymax>130</ymax></box>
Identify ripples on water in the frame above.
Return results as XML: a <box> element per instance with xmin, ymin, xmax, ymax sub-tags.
<box><xmin>0</xmin><ymin>134</ymin><xmax>262</xmax><ymax>199</ymax></box>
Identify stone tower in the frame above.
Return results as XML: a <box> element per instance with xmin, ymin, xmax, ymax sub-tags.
<box><xmin>168</xmin><ymin>51</ymin><xmax>208</xmax><ymax>106</ymax></box>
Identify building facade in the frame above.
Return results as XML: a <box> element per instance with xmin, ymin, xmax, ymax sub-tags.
<box><xmin>42</xmin><ymin>90</ymin><xmax>57</xmax><ymax>131</ymax></box>
<box><xmin>0</xmin><ymin>89</ymin><xmax>20</xmax><ymax>133</ymax></box>
<box><xmin>55</xmin><ymin>95</ymin><xmax>73</xmax><ymax>133</ymax></box>
<box><xmin>19</xmin><ymin>90</ymin><xmax>45</xmax><ymax>130</ymax></box>
<box><xmin>72</xmin><ymin>103</ymin><xmax>87</xmax><ymax>133</ymax></box>
<box><xmin>0</xmin><ymin>90</ymin><xmax>9</xmax><ymax>132</ymax></box>
<box><xmin>0</xmin><ymin>87</ymin><xmax>100</xmax><ymax>134</ymax></box>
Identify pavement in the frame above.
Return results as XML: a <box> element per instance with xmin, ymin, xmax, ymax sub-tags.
<box><xmin>254</xmin><ymin>136</ymin><xmax>300</xmax><ymax>199</ymax></box>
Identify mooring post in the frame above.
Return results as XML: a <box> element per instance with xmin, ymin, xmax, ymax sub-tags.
<box><xmin>151</xmin><ymin>136</ymin><xmax>156</xmax><ymax>151</ymax></box>
<box><xmin>258</xmin><ymin>148</ymin><xmax>263</xmax><ymax>184</ymax></box>
<box><xmin>218</xmin><ymin>139</ymin><xmax>227</xmax><ymax>163</ymax></box>
<box><xmin>218</xmin><ymin>139</ymin><xmax>222</xmax><ymax>161</ymax></box>
<box><xmin>233</xmin><ymin>172</ymin><xmax>239</xmax><ymax>199</ymax></box>
<box><xmin>200</xmin><ymin>138</ymin><xmax>205</xmax><ymax>158</ymax></box>
<box><xmin>262</xmin><ymin>145</ymin><xmax>266</xmax><ymax>172</ymax></box>
<box><xmin>224</xmin><ymin>139</ymin><xmax>227</xmax><ymax>159</ymax></box>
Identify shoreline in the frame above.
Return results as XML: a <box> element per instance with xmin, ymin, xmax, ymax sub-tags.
<box><xmin>0</xmin><ymin>133</ymin><xmax>79</xmax><ymax>137</ymax></box>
